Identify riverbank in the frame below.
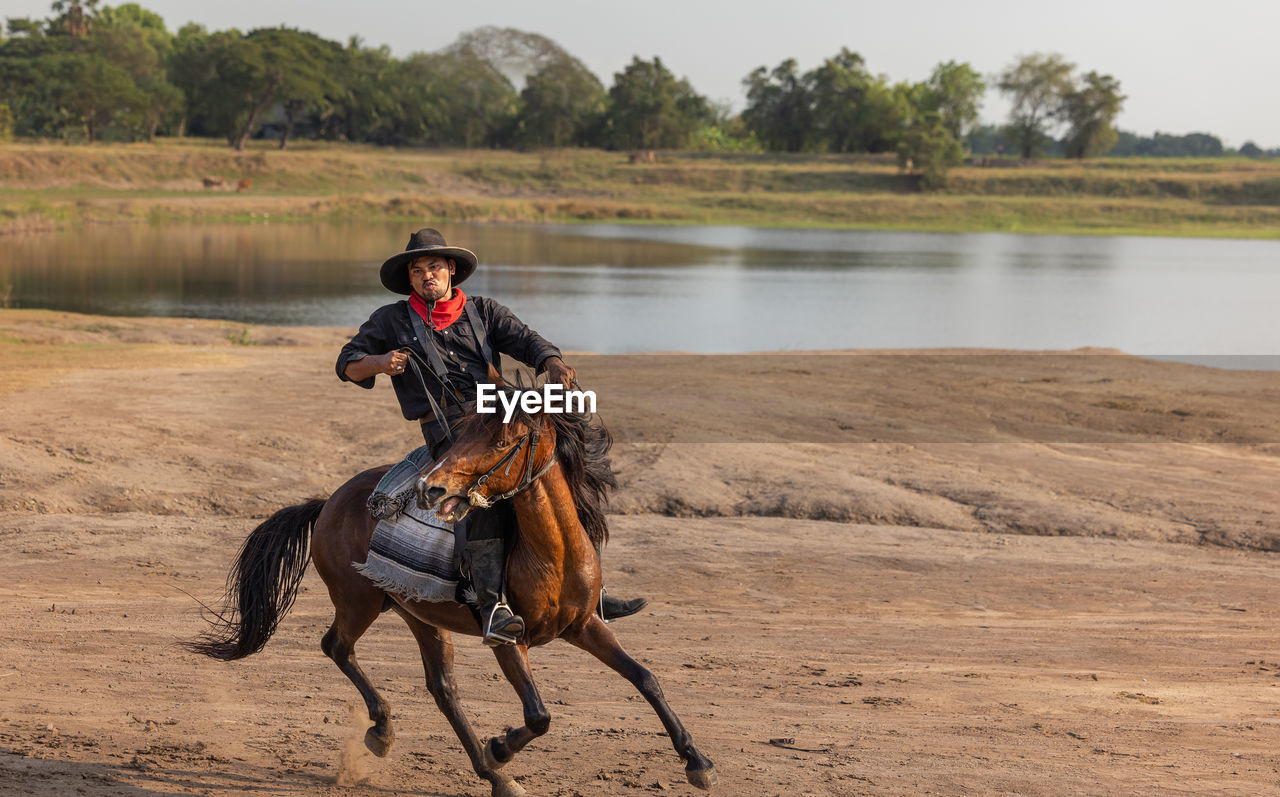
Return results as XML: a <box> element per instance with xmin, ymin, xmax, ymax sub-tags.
<box><xmin>4</xmin><ymin>308</ymin><xmax>1280</xmax><ymax>550</ymax></box>
<box><xmin>4</xmin><ymin>140</ymin><xmax>1280</xmax><ymax>238</ymax></box>
<box><xmin>3</xmin><ymin>309</ymin><xmax>1280</xmax><ymax>794</ymax></box>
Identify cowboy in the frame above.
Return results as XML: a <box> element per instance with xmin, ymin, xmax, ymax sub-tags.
<box><xmin>336</xmin><ymin>228</ymin><xmax>645</xmax><ymax>645</ymax></box>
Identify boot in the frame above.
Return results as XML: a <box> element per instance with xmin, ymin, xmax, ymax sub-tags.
<box><xmin>599</xmin><ymin>589</ymin><xmax>649</xmax><ymax>622</ymax></box>
<box><xmin>464</xmin><ymin>537</ymin><xmax>524</xmax><ymax>646</ymax></box>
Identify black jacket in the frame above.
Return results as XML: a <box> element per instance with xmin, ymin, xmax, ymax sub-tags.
<box><xmin>336</xmin><ymin>295</ymin><xmax>561</xmax><ymax>421</ymax></box>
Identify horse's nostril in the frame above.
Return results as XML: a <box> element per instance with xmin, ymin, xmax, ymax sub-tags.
<box><xmin>422</xmin><ymin>485</ymin><xmax>447</xmax><ymax>506</ymax></box>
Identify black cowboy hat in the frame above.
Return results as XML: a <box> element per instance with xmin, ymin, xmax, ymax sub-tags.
<box><xmin>379</xmin><ymin>228</ymin><xmax>478</xmax><ymax>294</ymax></box>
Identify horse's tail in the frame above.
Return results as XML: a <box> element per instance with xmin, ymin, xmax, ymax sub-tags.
<box><xmin>186</xmin><ymin>498</ymin><xmax>326</xmax><ymax>661</ymax></box>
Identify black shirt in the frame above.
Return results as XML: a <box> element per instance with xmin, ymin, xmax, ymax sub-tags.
<box><xmin>336</xmin><ymin>295</ymin><xmax>562</xmax><ymax>421</ymax></box>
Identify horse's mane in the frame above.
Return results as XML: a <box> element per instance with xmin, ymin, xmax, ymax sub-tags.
<box><xmin>503</xmin><ymin>394</ymin><xmax>616</xmax><ymax>551</ymax></box>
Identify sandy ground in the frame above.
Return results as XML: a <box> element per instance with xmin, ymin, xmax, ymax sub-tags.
<box><xmin>2</xmin><ymin>310</ymin><xmax>1279</xmax><ymax>795</ymax></box>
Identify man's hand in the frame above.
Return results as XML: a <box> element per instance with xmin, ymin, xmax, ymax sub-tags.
<box><xmin>382</xmin><ymin>350</ymin><xmax>410</xmax><ymax>375</ymax></box>
<box><xmin>541</xmin><ymin>355</ymin><xmax>577</xmax><ymax>389</ymax></box>
<box><xmin>344</xmin><ymin>350</ymin><xmax>410</xmax><ymax>382</ymax></box>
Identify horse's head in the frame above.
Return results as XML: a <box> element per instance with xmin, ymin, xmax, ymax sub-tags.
<box><xmin>416</xmin><ymin>368</ymin><xmax>555</xmax><ymax>523</ymax></box>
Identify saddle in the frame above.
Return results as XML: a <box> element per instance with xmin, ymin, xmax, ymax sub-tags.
<box><xmin>354</xmin><ymin>446</ymin><xmax>462</xmax><ymax>603</ymax></box>
<box><xmin>367</xmin><ymin>444</ymin><xmax>435</xmax><ymax>521</ymax></box>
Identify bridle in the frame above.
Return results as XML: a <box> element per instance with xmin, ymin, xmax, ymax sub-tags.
<box><xmin>464</xmin><ymin>423</ymin><xmax>557</xmax><ymax>504</ymax></box>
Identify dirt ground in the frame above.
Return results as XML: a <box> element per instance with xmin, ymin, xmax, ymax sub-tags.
<box><xmin>1</xmin><ymin>310</ymin><xmax>1279</xmax><ymax>795</ymax></box>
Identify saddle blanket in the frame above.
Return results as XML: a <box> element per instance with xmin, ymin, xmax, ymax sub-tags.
<box><xmin>353</xmin><ymin>445</ymin><xmax>461</xmax><ymax>603</ymax></box>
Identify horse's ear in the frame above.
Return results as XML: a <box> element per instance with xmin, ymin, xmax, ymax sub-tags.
<box><xmin>487</xmin><ymin>364</ymin><xmax>506</xmax><ymax>388</ymax></box>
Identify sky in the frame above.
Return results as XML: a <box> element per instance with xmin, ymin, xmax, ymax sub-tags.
<box><xmin>8</xmin><ymin>0</ymin><xmax>1278</xmax><ymax>146</ymax></box>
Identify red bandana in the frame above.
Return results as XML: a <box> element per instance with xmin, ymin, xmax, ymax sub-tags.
<box><xmin>409</xmin><ymin>288</ymin><xmax>466</xmax><ymax>330</ymax></box>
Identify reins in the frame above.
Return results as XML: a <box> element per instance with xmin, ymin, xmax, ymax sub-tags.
<box><xmin>397</xmin><ymin>296</ymin><xmax>472</xmax><ymax>445</ymax></box>
<box><xmin>396</xmin><ymin>346</ymin><xmax>463</xmax><ymax>445</ymax></box>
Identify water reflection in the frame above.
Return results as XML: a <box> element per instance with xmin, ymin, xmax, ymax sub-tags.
<box><xmin>3</xmin><ymin>222</ymin><xmax>1279</xmax><ymax>354</ymax></box>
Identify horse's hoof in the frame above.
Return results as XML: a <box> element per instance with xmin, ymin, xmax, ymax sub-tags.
<box><xmin>482</xmin><ymin>738</ymin><xmax>507</xmax><ymax>771</ymax></box>
<box><xmin>686</xmin><ymin>764</ymin><xmax>718</xmax><ymax>790</ymax></box>
<box><xmin>363</xmin><ymin>726</ymin><xmax>393</xmax><ymax>758</ymax></box>
<box><xmin>491</xmin><ymin>777</ymin><xmax>527</xmax><ymax>797</ymax></box>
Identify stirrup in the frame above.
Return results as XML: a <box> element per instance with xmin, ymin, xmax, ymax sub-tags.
<box><xmin>483</xmin><ymin>599</ymin><xmax>524</xmax><ymax>647</ymax></box>
<box><xmin>597</xmin><ymin>587</ymin><xmax>650</xmax><ymax>623</ymax></box>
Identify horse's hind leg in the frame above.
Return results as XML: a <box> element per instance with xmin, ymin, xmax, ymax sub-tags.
<box><xmin>320</xmin><ymin>591</ymin><xmax>395</xmax><ymax>757</ymax></box>
<box><xmin>394</xmin><ymin>608</ymin><xmax>526</xmax><ymax>797</ymax></box>
<box><xmin>566</xmin><ymin>616</ymin><xmax>717</xmax><ymax>790</ymax></box>
<box><xmin>483</xmin><ymin>645</ymin><xmax>550</xmax><ymax>769</ymax></box>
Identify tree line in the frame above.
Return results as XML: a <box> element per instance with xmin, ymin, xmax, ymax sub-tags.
<box><xmin>966</xmin><ymin>126</ymin><xmax>1273</xmax><ymax>159</ymax></box>
<box><xmin>0</xmin><ymin>3</ymin><xmax>1272</xmax><ymax>184</ymax></box>
<box><xmin>0</xmin><ymin>4</ymin><xmax>716</xmax><ymax>152</ymax></box>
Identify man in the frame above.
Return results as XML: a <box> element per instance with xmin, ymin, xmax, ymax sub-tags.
<box><xmin>337</xmin><ymin>228</ymin><xmax>644</xmax><ymax>645</ymax></box>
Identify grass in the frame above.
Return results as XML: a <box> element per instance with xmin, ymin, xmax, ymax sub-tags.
<box><xmin>2</xmin><ymin>139</ymin><xmax>1280</xmax><ymax>238</ymax></box>
<box><xmin>225</xmin><ymin>328</ymin><xmax>255</xmax><ymax>346</ymax></box>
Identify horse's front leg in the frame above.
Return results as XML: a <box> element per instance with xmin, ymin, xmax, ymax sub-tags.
<box><xmin>394</xmin><ymin>608</ymin><xmax>527</xmax><ymax>797</ymax></box>
<box><xmin>565</xmin><ymin>616</ymin><xmax>717</xmax><ymax>790</ymax></box>
<box><xmin>484</xmin><ymin>644</ymin><xmax>551</xmax><ymax>770</ymax></box>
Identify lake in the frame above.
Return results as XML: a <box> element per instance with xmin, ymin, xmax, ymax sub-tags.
<box><xmin>3</xmin><ymin>222</ymin><xmax>1279</xmax><ymax>357</ymax></box>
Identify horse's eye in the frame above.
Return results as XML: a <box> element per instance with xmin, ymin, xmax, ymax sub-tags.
<box><xmin>495</xmin><ymin>439</ymin><xmax>510</xmax><ymax>450</ymax></box>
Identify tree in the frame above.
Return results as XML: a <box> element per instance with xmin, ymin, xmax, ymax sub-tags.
<box><xmin>965</xmin><ymin>123</ymin><xmax>1011</xmax><ymax>155</ymax></box>
<box><xmin>806</xmin><ymin>49</ymin><xmax>870</xmax><ymax>151</ymax></box>
<box><xmin>270</xmin><ymin>31</ymin><xmax>340</xmax><ymax>148</ymax></box>
<box><xmin>898</xmin><ymin>112</ymin><xmax>963</xmax><ymax>190</ymax></box>
<box><xmin>49</xmin><ymin>51</ymin><xmax>144</xmax><ymax>140</ymax></box>
<box><xmin>807</xmin><ymin>49</ymin><xmax>909</xmax><ymax>153</ymax></box>
<box><xmin>1172</xmin><ymin>133</ymin><xmax>1224</xmax><ymax>157</ymax></box>
<box><xmin>95</xmin><ymin>2</ymin><xmax>166</xmax><ymax>35</ymax></box>
<box><xmin>445</xmin><ymin>26</ymin><xmax>577</xmax><ymax>90</ymax></box>
<box><xmin>384</xmin><ymin>53</ymin><xmax>450</xmax><ymax>145</ymax></box>
<box><xmin>0</xmin><ymin>19</ymin><xmax>55</xmax><ymax>136</ymax></box>
<box><xmin>1060</xmin><ymin>71</ymin><xmax>1124</xmax><ymax>159</ymax></box>
<box><xmin>321</xmin><ymin>37</ymin><xmax>400</xmax><ymax>144</ymax></box>
<box><xmin>50</xmin><ymin>0</ymin><xmax>99</xmax><ymax>39</ymax></box>
<box><xmin>390</xmin><ymin>50</ymin><xmax>517</xmax><ymax>147</ymax></box>
<box><xmin>688</xmin><ymin>100</ymin><xmax>761</xmax><ymax>153</ymax></box>
<box><xmin>198</xmin><ymin>33</ymin><xmax>268</xmax><ymax>148</ymax></box>
<box><xmin>742</xmin><ymin>50</ymin><xmax>913</xmax><ymax>155</ymax></box>
<box><xmin>90</xmin><ymin>6</ymin><xmax>182</xmax><ymax>141</ymax></box>
<box><xmin>167</xmin><ymin>23</ymin><xmax>209</xmax><ymax>136</ymax></box>
<box><xmin>1109</xmin><ymin>129</ymin><xmax>1224</xmax><ymax>157</ymax></box>
<box><xmin>997</xmin><ymin>53</ymin><xmax>1074</xmax><ymax>158</ymax></box>
<box><xmin>513</xmin><ymin>55</ymin><xmax>606</xmax><ymax>147</ymax></box>
<box><xmin>1</xmin><ymin>9</ymin><xmax>153</xmax><ymax>142</ymax></box>
<box><xmin>741</xmin><ymin>58</ymin><xmax>812</xmax><ymax>152</ymax></box>
<box><xmin>918</xmin><ymin>60</ymin><xmax>985</xmax><ymax>142</ymax></box>
<box><xmin>435</xmin><ymin>27</ymin><xmax>598</xmax><ymax>148</ymax></box>
<box><xmin>197</xmin><ymin>27</ymin><xmax>336</xmax><ymax>150</ymax></box>
<box><xmin>1239</xmin><ymin>141</ymin><xmax>1263</xmax><ymax>158</ymax></box>
<box><xmin>603</xmin><ymin>56</ymin><xmax>710</xmax><ymax>150</ymax></box>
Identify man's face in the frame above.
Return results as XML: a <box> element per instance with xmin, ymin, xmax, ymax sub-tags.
<box><xmin>408</xmin><ymin>256</ymin><xmax>455</xmax><ymax>302</ymax></box>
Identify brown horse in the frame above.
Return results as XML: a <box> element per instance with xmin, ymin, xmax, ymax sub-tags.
<box><xmin>188</xmin><ymin>375</ymin><xmax>717</xmax><ymax>796</ymax></box>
